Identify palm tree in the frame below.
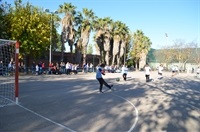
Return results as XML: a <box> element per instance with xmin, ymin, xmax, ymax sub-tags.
<box><xmin>140</xmin><ymin>36</ymin><xmax>152</xmax><ymax>68</ymax></box>
<box><xmin>93</xmin><ymin>17</ymin><xmax>113</xmax><ymax>65</ymax></box>
<box><xmin>111</xmin><ymin>21</ymin><xmax>125</xmax><ymax>65</ymax></box>
<box><xmin>58</xmin><ymin>3</ymin><xmax>76</xmax><ymax>59</ymax></box>
<box><xmin>116</xmin><ymin>24</ymin><xmax>130</xmax><ymax>65</ymax></box>
<box><xmin>93</xmin><ymin>18</ymin><xmax>105</xmax><ymax>64</ymax></box>
<box><xmin>103</xmin><ymin>17</ymin><xmax>113</xmax><ymax>65</ymax></box>
<box><xmin>131</xmin><ymin>30</ymin><xmax>152</xmax><ymax>69</ymax></box>
<box><xmin>73</xmin><ymin>11</ymin><xmax>83</xmax><ymax>64</ymax></box>
<box><xmin>80</xmin><ymin>8</ymin><xmax>95</xmax><ymax>66</ymax></box>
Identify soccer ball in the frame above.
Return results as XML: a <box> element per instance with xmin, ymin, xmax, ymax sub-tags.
<box><xmin>116</xmin><ymin>78</ymin><xmax>120</xmax><ymax>81</ymax></box>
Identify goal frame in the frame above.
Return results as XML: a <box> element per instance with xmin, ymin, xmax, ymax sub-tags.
<box><xmin>0</xmin><ymin>39</ymin><xmax>20</xmax><ymax>105</ymax></box>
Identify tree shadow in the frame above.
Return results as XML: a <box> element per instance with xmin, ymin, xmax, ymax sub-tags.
<box><xmin>132</xmin><ymin>77</ymin><xmax>200</xmax><ymax>132</ymax></box>
<box><xmin>0</xmin><ymin>75</ymin><xmax>199</xmax><ymax>132</ymax></box>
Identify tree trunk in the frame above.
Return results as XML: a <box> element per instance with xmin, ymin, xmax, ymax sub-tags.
<box><xmin>74</xmin><ymin>40</ymin><xmax>82</xmax><ymax>64</ymax></box>
<box><xmin>139</xmin><ymin>51</ymin><xmax>146</xmax><ymax>69</ymax></box>
<box><xmin>112</xmin><ymin>36</ymin><xmax>120</xmax><ymax>65</ymax></box>
<box><xmin>105</xmin><ymin>51</ymin><xmax>109</xmax><ymax>65</ymax></box>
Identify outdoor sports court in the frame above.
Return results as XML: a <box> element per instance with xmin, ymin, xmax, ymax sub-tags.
<box><xmin>0</xmin><ymin>71</ymin><xmax>200</xmax><ymax>132</ymax></box>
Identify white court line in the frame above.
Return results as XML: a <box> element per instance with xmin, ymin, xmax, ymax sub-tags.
<box><xmin>17</xmin><ymin>104</ymin><xmax>76</xmax><ymax>132</ymax></box>
<box><xmin>109</xmin><ymin>93</ymin><xmax>139</xmax><ymax>132</ymax></box>
<box><xmin>17</xmin><ymin>81</ymin><xmax>138</xmax><ymax>131</ymax></box>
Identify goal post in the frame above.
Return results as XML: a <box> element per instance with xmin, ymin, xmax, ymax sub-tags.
<box><xmin>0</xmin><ymin>39</ymin><xmax>19</xmax><ymax>107</ymax></box>
<box><xmin>15</xmin><ymin>41</ymin><xmax>19</xmax><ymax>104</ymax></box>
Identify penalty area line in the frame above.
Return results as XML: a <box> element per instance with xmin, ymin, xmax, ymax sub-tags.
<box><xmin>109</xmin><ymin>93</ymin><xmax>139</xmax><ymax>132</ymax></box>
<box><xmin>17</xmin><ymin>104</ymin><xmax>76</xmax><ymax>132</ymax></box>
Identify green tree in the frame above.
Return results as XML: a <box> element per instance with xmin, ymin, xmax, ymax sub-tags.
<box><xmin>111</xmin><ymin>21</ymin><xmax>130</xmax><ymax>65</ymax></box>
<box><xmin>93</xmin><ymin>17</ymin><xmax>113</xmax><ymax>64</ymax></box>
<box><xmin>117</xmin><ymin>25</ymin><xmax>130</xmax><ymax>65</ymax></box>
<box><xmin>0</xmin><ymin>0</ymin><xmax>11</xmax><ymax>39</ymax></box>
<box><xmin>93</xmin><ymin>17</ymin><xmax>107</xmax><ymax>64</ymax></box>
<box><xmin>131</xmin><ymin>30</ymin><xmax>152</xmax><ymax>69</ymax></box>
<box><xmin>102</xmin><ymin>17</ymin><xmax>113</xmax><ymax>65</ymax></box>
<box><xmin>80</xmin><ymin>8</ymin><xmax>96</xmax><ymax>65</ymax></box>
<box><xmin>58</xmin><ymin>2</ymin><xmax>76</xmax><ymax>54</ymax></box>
<box><xmin>9</xmin><ymin>0</ymin><xmax>59</xmax><ymax>66</ymax></box>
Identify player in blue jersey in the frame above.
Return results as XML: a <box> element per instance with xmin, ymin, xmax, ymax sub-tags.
<box><xmin>96</xmin><ymin>64</ymin><xmax>113</xmax><ymax>93</ymax></box>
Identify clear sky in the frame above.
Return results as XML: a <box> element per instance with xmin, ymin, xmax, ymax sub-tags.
<box><xmin>6</xmin><ymin>0</ymin><xmax>200</xmax><ymax>51</ymax></box>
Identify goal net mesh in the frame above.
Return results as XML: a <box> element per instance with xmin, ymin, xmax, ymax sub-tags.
<box><xmin>0</xmin><ymin>39</ymin><xmax>16</xmax><ymax>107</ymax></box>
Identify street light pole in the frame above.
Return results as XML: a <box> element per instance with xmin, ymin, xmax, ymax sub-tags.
<box><xmin>49</xmin><ymin>13</ymin><xmax>52</xmax><ymax>65</ymax></box>
<box><xmin>45</xmin><ymin>9</ymin><xmax>58</xmax><ymax>67</ymax></box>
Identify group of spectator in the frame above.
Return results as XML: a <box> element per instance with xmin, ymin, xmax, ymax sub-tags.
<box><xmin>31</xmin><ymin>61</ymin><xmax>81</xmax><ymax>75</ymax></box>
<box><xmin>0</xmin><ymin>60</ymin><xmax>15</xmax><ymax>76</ymax></box>
<box><xmin>104</xmin><ymin>65</ymin><xmax>122</xmax><ymax>73</ymax></box>
<box><xmin>83</xmin><ymin>63</ymin><xmax>94</xmax><ymax>73</ymax></box>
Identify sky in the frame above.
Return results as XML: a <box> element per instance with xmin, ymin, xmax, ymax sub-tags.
<box><xmin>6</xmin><ymin>0</ymin><xmax>200</xmax><ymax>52</ymax></box>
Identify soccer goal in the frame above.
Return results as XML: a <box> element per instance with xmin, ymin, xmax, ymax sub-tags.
<box><xmin>0</xmin><ymin>39</ymin><xmax>19</xmax><ymax>107</ymax></box>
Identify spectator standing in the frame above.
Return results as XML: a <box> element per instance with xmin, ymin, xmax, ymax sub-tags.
<box><xmin>36</xmin><ymin>64</ymin><xmax>39</xmax><ymax>76</ymax></box>
<box><xmin>42</xmin><ymin>62</ymin><xmax>45</xmax><ymax>74</ymax></box>
<box><xmin>66</xmin><ymin>62</ymin><xmax>70</xmax><ymax>75</ymax></box>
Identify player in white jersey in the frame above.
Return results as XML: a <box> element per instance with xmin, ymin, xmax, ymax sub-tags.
<box><xmin>144</xmin><ymin>64</ymin><xmax>151</xmax><ymax>82</ymax></box>
<box><xmin>157</xmin><ymin>64</ymin><xmax>164</xmax><ymax>79</ymax></box>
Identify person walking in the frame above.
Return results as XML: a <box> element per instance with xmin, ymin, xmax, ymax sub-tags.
<box><xmin>96</xmin><ymin>64</ymin><xmax>113</xmax><ymax>93</ymax></box>
<box><xmin>121</xmin><ymin>65</ymin><xmax>128</xmax><ymax>81</ymax></box>
<box><xmin>144</xmin><ymin>63</ymin><xmax>151</xmax><ymax>82</ymax></box>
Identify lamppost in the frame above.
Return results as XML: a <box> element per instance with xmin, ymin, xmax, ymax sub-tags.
<box><xmin>45</xmin><ymin>9</ymin><xmax>58</xmax><ymax>66</ymax></box>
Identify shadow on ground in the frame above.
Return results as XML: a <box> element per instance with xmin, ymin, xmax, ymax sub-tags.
<box><xmin>0</xmin><ymin>75</ymin><xmax>200</xmax><ymax>132</ymax></box>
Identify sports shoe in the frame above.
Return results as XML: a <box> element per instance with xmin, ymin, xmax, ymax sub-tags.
<box><xmin>110</xmin><ymin>85</ymin><xmax>113</xmax><ymax>89</ymax></box>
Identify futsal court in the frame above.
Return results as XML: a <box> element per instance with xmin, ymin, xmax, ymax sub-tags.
<box><xmin>0</xmin><ymin>71</ymin><xmax>200</xmax><ymax>132</ymax></box>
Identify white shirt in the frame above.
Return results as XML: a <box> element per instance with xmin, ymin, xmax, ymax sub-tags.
<box><xmin>36</xmin><ymin>65</ymin><xmax>39</xmax><ymax>71</ymax></box>
<box><xmin>197</xmin><ymin>68</ymin><xmax>200</xmax><ymax>73</ymax></box>
<box><xmin>144</xmin><ymin>66</ymin><xmax>151</xmax><ymax>75</ymax></box>
<box><xmin>158</xmin><ymin>66</ymin><xmax>163</xmax><ymax>73</ymax></box>
<box><xmin>121</xmin><ymin>66</ymin><xmax>128</xmax><ymax>74</ymax></box>
<box><xmin>66</xmin><ymin>63</ymin><xmax>70</xmax><ymax>69</ymax></box>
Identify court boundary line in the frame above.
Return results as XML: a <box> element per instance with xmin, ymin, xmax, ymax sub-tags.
<box><xmin>17</xmin><ymin>78</ymin><xmax>139</xmax><ymax>131</ymax></box>
<box><xmin>109</xmin><ymin>93</ymin><xmax>139</xmax><ymax>132</ymax></box>
<box><xmin>17</xmin><ymin>103</ymin><xmax>76</xmax><ymax>132</ymax></box>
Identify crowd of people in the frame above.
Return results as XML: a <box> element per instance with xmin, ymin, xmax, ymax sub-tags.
<box><xmin>1</xmin><ymin>59</ymin><xmax>200</xmax><ymax>80</ymax></box>
<box><xmin>30</xmin><ymin>61</ymin><xmax>102</xmax><ymax>75</ymax></box>
<box><xmin>31</xmin><ymin>61</ymin><xmax>83</xmax><ymax>75</ymax></box>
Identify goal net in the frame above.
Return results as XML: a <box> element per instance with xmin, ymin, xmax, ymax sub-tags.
<box><xmin>0</xmin><ymin>39</ymin><xmax>19</xmax><ymax>107</ymax></box>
